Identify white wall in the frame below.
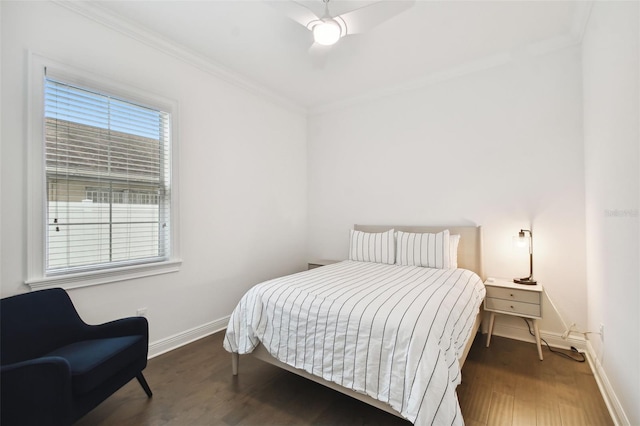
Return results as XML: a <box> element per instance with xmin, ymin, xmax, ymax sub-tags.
<box><xmin>308</xmin><ymin>46</ymin><xmax>586</xmax><ymax>339</ymax></box>
<box><xmin>0</xmin><ymin>1</ymin><xmax>308</xmax><ymax>351</ymax></box>
<box><xmin>3</xmin><ymin>1</ymin><xmax>637</xmax><ymax>423</ymax></box>
<box><xmin>583</xmin><ymin>2</ymin><xmax>639</xmax><ymax>425</ymax></box>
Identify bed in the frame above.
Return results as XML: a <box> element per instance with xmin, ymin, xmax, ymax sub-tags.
<box><xmin>224</xmin><ymin>225</ymin><xmax>485</xmax><ymax>425</ymax></box>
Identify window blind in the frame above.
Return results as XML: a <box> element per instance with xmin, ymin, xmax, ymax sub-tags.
<box><xmin>44</xmin><ymin>77</ymin><xmax>171</xmax><ymax>274</ymax></box>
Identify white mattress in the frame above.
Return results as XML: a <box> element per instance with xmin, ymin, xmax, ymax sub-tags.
<box><xmin>224</xmin><ymin>260</ymin><xmax>485</xmax><ymax>425</ymax></box>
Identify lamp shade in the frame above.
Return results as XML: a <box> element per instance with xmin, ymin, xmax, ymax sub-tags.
<box><xmin>513</xmin><ymin>233</ymin><xmax>529</xmax><ymax>248</ymax></box>
<box><xmin>313</xmin><ymin>19</ymin><xmax>342</xmax><ymax>45</ymax></box>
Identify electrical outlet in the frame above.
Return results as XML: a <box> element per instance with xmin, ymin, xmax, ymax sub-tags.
<box><xmin>599</xmin><ymin>323</ymin><xmax>604</xmax><ymax>342</ymax></box>
<box><xmin>136</xmin><ymin>307</ymin><xmax>148</xmax><ymax>317</ymax></box>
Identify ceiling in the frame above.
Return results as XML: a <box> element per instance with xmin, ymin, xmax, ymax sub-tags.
<box><xmin>81</xmin><ymin>1</ymin><xmax>588</xmax><ymax>111</ymax></box>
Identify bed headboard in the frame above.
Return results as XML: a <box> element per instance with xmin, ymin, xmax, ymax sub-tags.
<box><xmin>353</xmin><ymin>225</ymin><xmax>484</xmax><ymax>280</ymax></box>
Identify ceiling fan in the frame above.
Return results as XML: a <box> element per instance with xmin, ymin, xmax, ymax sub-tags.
<box><xmin>270</xmin><ymin>0</ymin><xmax>415</xmax><ymax>47</ymax></box>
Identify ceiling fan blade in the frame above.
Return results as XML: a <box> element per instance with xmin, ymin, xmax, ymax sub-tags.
<box><xmin>336</xmin><ymin>0</ymin><xmax>415</xmax><ymax>35</ymax></box>
<box><xmin>266</xmin><ymin>0</ymin><xmax>320</xmax><ymax>28</ymax></box>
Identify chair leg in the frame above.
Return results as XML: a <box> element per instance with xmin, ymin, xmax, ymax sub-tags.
<box><xmin>136</xmin><ymin>373</ymin><xmax>153</xmax><ymax>398</ymax></box>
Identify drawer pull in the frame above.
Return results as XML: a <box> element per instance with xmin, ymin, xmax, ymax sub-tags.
<box><xmin>510</xmin><ymin>293</ymin><xmax>514</xmax><ymax>297</ymax></box>
<box><xmin>510</xmin><ymin>305</ymin><xmax>515</xmax><ymax>309</ymax></box>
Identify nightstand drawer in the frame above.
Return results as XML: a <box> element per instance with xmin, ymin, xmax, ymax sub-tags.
<box><xmin>485</xmin><ymin>297</ymin><xmax>541</xmax><ymax>317</ymax></box>
<box><xmin>485</xmin><ymin>286</ymin><xmax>540</xmax><ymax>304</ymax></box>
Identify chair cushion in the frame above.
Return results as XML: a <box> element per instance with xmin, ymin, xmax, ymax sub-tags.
<box><xmin>45</xmin><ymin>336</ymin><xmax>145</xmax><ymax>395</ymax></box>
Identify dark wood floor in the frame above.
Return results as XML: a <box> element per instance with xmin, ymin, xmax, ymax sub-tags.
<box><xmin>76</xmin><ymin>331</ymin><xmax>612</xmax><ymax>425</ymax></box>
<box><xmin>457</xmin><ymin>335</ymin><xmax>612</xmax><ymax>426</ymax></box>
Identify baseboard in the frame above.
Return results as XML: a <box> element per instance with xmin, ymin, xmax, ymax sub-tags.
<box><xmin>487</xmin><ymin>321</ymin><xmax>587</xmax><ymax>351</ymax></box>
<box><xmin>148</xmin><ymin>315</ymin><xmax>229</xmax><ymax>359</ymax></box>
<box><xmin>585</xmin><ymin>340</ymin><xmax>630</xmax><ymax>426</ymax></box>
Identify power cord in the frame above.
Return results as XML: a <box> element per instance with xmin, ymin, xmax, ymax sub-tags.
<box><xmin>522</xmin><ymin>318</ymin><xmax>585</xmax><ymax>362</ymax></box>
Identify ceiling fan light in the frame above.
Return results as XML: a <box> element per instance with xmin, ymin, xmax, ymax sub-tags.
<box><xmin>313</xmin><ymin>19</ymin><xmax>342</xmax><ymax>46</ymax></box>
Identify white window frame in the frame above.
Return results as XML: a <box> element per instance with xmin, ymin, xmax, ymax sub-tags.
<box><xmin>27</xmin><ymin>53</ymin><xmax>181</xmax><ymax>290</ymax></box>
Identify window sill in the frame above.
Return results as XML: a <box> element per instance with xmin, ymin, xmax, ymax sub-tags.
<box><xmin>26</xmin><ymin>259</ymin><xmax>182</xmax><ymax>290</ymax></box>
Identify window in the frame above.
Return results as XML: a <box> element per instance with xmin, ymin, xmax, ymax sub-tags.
<box><xmin>27</xmin><ymin>56</ymin><xmax>180</xmax><ymax>289</ymax></box>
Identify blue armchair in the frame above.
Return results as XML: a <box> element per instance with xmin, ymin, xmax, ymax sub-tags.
<box><xmin>1</xmin><ymin>288</ymin><xmax>152</xmax><ymax>426</ymax></box>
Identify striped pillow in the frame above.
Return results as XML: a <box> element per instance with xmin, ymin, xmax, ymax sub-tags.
<box><xmin>349</xmin><ymin>229</ymin><xmax>395</xmax><ymax>265</ymax></box>
<box><xmin>396</xmin><ymin>230</ymin><xmax>451</xmax><ymax>269</ymax></box>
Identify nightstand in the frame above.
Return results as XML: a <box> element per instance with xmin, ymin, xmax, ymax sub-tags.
<box><xmin>484</xmin><ymin>278</ymin><xmax>544</xmax><ymax>360</ymax></box>
<box><xmin>307</xmin><ymin>259</ymin><xmax>340</xmax><ymax>270</ymax></box>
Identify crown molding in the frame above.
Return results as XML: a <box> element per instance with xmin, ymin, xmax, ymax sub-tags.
<box><xmin>309</xmin><ymin>32</ymin><xmax>581</xmax><ymax>116</ymax></box>
<box><xmin>571</xmin><ymin>1</ymin><xmax>595</xmax><ymax>42</ymax></box>
<box><xmin>52</xmin><ymin>0</ymin><xmax>307</xmax><ymax>116</ymax></box>
<box><xmin>308</xmin><ymin>50</ymin><xmax>510</xmax><ymax>116</ymax></box>
<box><xmin>52</xmin><ymin>0</ymin><xmax>592</xmax><ymax>119</ymax></box>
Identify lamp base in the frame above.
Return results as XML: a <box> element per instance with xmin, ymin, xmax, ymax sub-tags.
<box><xmin>513</xmin><ymin>277</ymin><xmax>537</xmax><ymax>285</ymax></box>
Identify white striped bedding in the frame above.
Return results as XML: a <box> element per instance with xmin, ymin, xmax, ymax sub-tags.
<box><xmin>224</xmin><ymin>260</ymin><xmax>485</xmax><ymax>425</ymax></box>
